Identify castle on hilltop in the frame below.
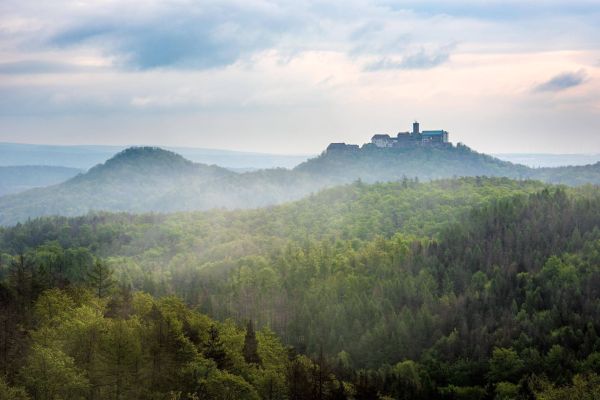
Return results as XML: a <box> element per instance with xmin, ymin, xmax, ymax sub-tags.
<box><xmin>327</xmin><ymin>121</ymin><xmax>450</xmax><ymax>152</ymax></box>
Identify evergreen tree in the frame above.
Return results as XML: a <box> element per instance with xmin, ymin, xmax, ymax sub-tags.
<box><xmin>87</xmin><ymin>258</ymin><xmax>114</xmax><ymax>298</ymax></box>
<box><xmin>243</xmin><ymin>319</ymin><xmax>261</xmax><ymax>366</ymax></box>
<box><xmin>204</xmin><ymin>325</ymin><xmax>231</xmax><ymax>370</ymax></box>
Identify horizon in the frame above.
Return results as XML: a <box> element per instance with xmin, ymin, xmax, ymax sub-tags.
<box><xmin>1</xmin><ymin>1</ymin><xmax>599</xmax><ymax>154</ymax></box>
<box><xmin>0</xmin><ymin>140</ymin><xmax>313</xmax><ymax>157</ymax></box>
<box><xmin>3</xmin><ymin>138</ymin><xmax>600</xmax><ymax>157</ymax></box>
<box><xmin>3</xmin><ymin>140</ymin><xmax>600</xmax><ymax>172</ymax></box>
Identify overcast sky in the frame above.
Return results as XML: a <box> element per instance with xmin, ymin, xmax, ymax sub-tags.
<box><xmin>1</xmin><ymin>0</ymin><xmax>599</xmax><ymax>154</ymax></box>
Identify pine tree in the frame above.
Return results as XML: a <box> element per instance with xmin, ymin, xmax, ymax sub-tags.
<box><xmin>87</xmin><ymin>259</ymin><xmax>114</xmax><ymax>298</ymax></box>
<box><xmin>204</xmin><ymin>325</ymin><xmax>231</xmax><ymax>370</ymax></box>
<box><xmin>243</xmin><ymin>319</ymin><xmax>261</xmax><ymax>366</ymax></box>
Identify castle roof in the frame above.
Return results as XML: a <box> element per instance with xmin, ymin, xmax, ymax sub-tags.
<box><xmin>422</xmin><ymin>130</ymin><xmax>447</xmax><ymax>136</ymax></box>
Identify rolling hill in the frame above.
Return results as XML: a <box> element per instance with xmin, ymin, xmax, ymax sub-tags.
<box><xmin>0</xmin><ymin>147</ymin><xmax>234</xmax><ymax>225</ymax></box>
<box><xmin>2</xmin><ymin>177</ymin><xmax>600</xmax><ymax>398</ymax></box>
<box><xmin>1</xmin><ymin>143</ymin><xmax>600</xmax><ymax>226</ymax></box>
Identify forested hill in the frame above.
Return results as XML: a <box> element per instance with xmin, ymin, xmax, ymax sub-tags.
<box><xmin>1</xmin><ymin>177</ymin><xmax>600</xmax><ymax>398</ymax></box>
<box><xmin>296</xmin><ymin>143</ymin><xmax>531</xmax><ymax>182</ymax></box>
<box><xmin>0</xmin><ymin>177</ymin><xmax>546</xmax><ymax>256</ymax></box>
<box><xmin>0</xmin><ymin>147</ymin><xmax>235</xmax><ymax>225</ymax></box>
<box><xmin>1</xmin><ymin>144</ymin><xmax>600</xmax><ymax>225</ymax></box>
<box><xmin>530</xmin><ymin>161</ymin><xmax>600</xmax><ymax>185</ymax></box>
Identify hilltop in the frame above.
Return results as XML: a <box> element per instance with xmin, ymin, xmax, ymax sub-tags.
<box><xmin>0</xmin><ymin>147</ymin><xmax>234</xmax><ymax>225</ymax></box>
<box><xmin>298</xmin><ymin>143</ymin><xmax>530</xmax><ymax>182</ymax></box>
<box><xmin>0</xmin><ymin>143</ymin><xmax>600</xmax><ymax>225</ymax></box>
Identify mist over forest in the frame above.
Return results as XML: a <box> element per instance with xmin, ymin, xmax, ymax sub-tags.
<box><xmin>2</xmin><ymin>0</ymin><xmax>600</xmax><ymax>398</ymax></box>
<box><xmin>2</xmin><ymin>144</ymin><xmax>600</xmax><ymax>227</ymax></box>
<box><xmin>1</xmin><ymin>140</ymin><xmax>600</xmax><ymax>399</ymax></box>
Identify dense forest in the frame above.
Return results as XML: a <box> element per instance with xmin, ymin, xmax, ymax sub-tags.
<box><xmin>3</xmin><ymin>145</ymin><xmax>600</xmax><ymax>225</ymax></box>
<box><xmin>1</xmin><ymin>177</ymin><xmax>599</xmax><ymax>398</ymax></box>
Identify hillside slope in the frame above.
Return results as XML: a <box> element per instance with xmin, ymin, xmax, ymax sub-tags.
<box><xmin>1</xmin><ymin>143</ymin><xmax>600</xmax><ymax>225</ymax></box>
<box><xmin>2</xmin><ymin>178</ymin><xmax>600</xmax><ymax>398</ymax></box>
<box><xmin>296</xmin><ymin>144</ymin><xmax>531</xmax><ymax>182</ymax></box>
<box><xmin>0</xmin><ymin>147</ymin><xmax>234</xmax><ymax>225</ymax></box>
<box><xmin>0</xmin><ymin>177</ymin><xmax>546</xmax><ymax>255</ymax></box>
<box><xmin>531</xmin><ymin>161</ymin><xmax>600</xmax><ymax>185</ymax></box>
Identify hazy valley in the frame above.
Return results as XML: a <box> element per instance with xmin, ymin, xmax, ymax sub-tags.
<box><xmin>2</xmin><ymin>1</ymin><xmax>600</xmax><ymax>398</ymax></box>
<box><xmin>0</xmin><ymin>140</ymin><xmax>600</xmax><ymax>399</ymax></box>
<box><xmin>1</xmin><ymin>143</ymin><xmax>600</xmax><ymax>226</ymax></box>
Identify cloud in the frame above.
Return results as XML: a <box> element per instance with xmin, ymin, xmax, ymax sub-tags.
<box><xmin>1</xmin><ymin>0</ymin><xmax>600</xmax><ymax>155</ymax></box>
<box><xmin>3</xmin><ymin>0</ymin><xmax>600</xmax><ymax>73</ymax></box>
<box><xmin>533</xmin><ymin>70</ymin><xmax>588</xmax><ymax>92</ymax></box>
<box><xmin>45</xmin><ymin>2</ymin><xmax>304</xmax><ymax>70</ymax></box>
<box><xmin>347</xmin><ymin>20</ymin><xmax>411</xmax><ymax>57</ymax></box>
<box><xmin>380</xmin><ymin>0</ymin><xmax>600</xmax><ymax>21</ymax></box>
<box><xmin>365</xmin><ymin>47</ymin><xmax>452</xmax><ymax>71</ymax></box>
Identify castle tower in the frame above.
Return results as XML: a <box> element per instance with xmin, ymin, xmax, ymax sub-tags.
<box><xmin>412</xmin><ymin>121</ymin><xmax>420</xmax><ymax>136</ymax></box>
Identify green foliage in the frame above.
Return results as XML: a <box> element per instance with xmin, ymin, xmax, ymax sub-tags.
<box><xmin>438</xmin><ymin>385</ymin><xmax>487</xmax><ymax>400</ymax></box>
<box><xmin>494</xmin><ymin>382</ymin><xmax>518</xmax><ymax>400</ymax></box>
<box><xmin>199</xmin><ymin>370</ymin><xmax>260</xmax><ymax>400</ymax></box>
<box><xmin>488</xmin><ymin>348</ymin><xmax>524</xmax><ymax>383</ymax></box>
<box><xmin>87</xmin><ymin>258</ymin><xmax>115</xmax><ymax>297</ymax></box>
<box><xmin>2</xmin><ymin>178</ymin><xmax>600</xmax><ymax>399</ymax></box>
<box><xmin>532</xmin><ymin>374</ymin><xmax>600</xmax><ymax>400</ymax></box>
<box><xmin>0</xmin><ymin>376</ymin><xmax>29</xmax><ymax>400</ymax></box>
<box><xmin>384</xmin><ymin>360</ymin><xmax>424</xmax><ymax>399</ymax></box>
<box><xmin>19</xmin><ymin>344</ymin><xmax>89</xmax><ymax>400</ymax></box>
<box><xmin>0</xmin><ymin>147</ymin><xmax>234</xmax><ymax>226</ymax></box>
<box><xmin>243</xmin><ymin>320</ymin><xmax>261</xmax><ymax>365</ymax></box>
<box><xmin>96</xmin><ymin>318</ymin><xmax>143</xmax><ymax>399</ymax></box>
<box><xmin>6</xmin><ymin>288</ymin><xmax>294</xmax><ymax>400</ymax></box>
<box><xmin>204</xmin><ymin>324</ymin><xmax>232</xmax><ymax>371</ymax></box>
